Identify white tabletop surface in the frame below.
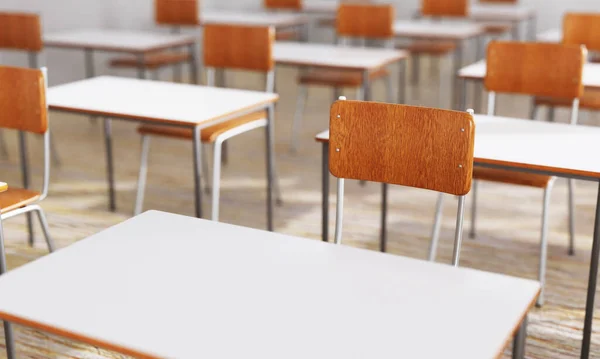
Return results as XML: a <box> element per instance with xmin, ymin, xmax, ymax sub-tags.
<box><xmin>316</xmin><ymin>115</ymin><xmax>600</xmax><ymax>179</ymax></box>
<box><xmin>201</xmin><ymin>10</ymin><xmax>310</xmax><ymax>27</ymax></box>
<box><xmin>43</xmin><ymin>29</ymin><xmax>196</xmax><ymax>53</ymax></box>
<box><xmin>394</xmin><ymin>20</ymin><xmax>485</xmax><ymax>40</ymax></box>
<box><xmin>274</xmin><ymin>42</ymin><xmax>408</xmax><ymax>70</ymax></box>
<box><xmin>536</xmin><ymin>28</ymin><xmax>561</xmax><ymax>43</ymax></box>
<box><xmin>469</xmin><ymin>4</ymin><xmax>535</xmax><ymax>21</ymax></box>
<box><xmin>458</xmin><ymin>60</ymin><xmax>600</xmax><ymax>89</ymax></box>
<box><xmin>47</xmin><ymin>77</ymin><xmax>278</xmax><ymax>126</ymax></box>
<box><xmin>0</xmin><ymin>210</ymin><xmax>540</xmax><ymax>359</ymax></box>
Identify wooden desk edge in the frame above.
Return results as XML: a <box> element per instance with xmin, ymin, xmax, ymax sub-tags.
<box><xmin>475</xmin><ymin>158</ymin><xmax>600</xmax><ymax>181</ymax></box>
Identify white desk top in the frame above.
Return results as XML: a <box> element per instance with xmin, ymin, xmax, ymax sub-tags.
<box><xmin>536</xmin><ymin>28</ymin><xmax>561</xmax><ymax>43</ymax></box>
<box><xmin>43</xmin><ymin>29</ymin><xmax>196</xmax><ymax>53</ymax></box>
<box><xmin>0</xmin><ymin>210</ymin><xmax>539</xmax><ymax>359</ymax></box>
<box><xmin>394</xmin><ymin>20</ymin><xmax>485</xmax><ymax>40</ymax></box>
<box><xmin>469</xmin><ymin>4</ymin><xmax>535</xmax><ymax>21</ymax></box>
<box><xmin>316</xmin><ymin>115</ymin><xmax>600</xmax><ymax>180</ymax></box>
<box><xmin>274</xmin><ymin>42</ymin><xmax>408</xmax><ymax>70</ymax></box>
<box><xmin>458</xmin><ymin>60</ymin><xmax>600</xmax><ymax>89</ymax></box>
<box><xmin>47</xmin><ymin>77</ymin><xmax>278</xmax><ymax>127</ymax></box>
<box><xmin>201</xmin><ymin>11</ymin><xmax>310</xmax><ymax>27</ymax></box>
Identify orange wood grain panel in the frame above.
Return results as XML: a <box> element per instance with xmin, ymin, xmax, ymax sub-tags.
<box><xmin>0</xmin><ymin>66</ymin><xmax>47</xmax><ymax>134</ymax></box>
<box><xmin>336</xmin><ymin>3</ymin><xmax>395</xmax><ymax>39</ymax></box>
<box><xmin>0</xmin><ymin>187</ymin><xmax>40</xmax><ymax>214</ymax></box>
<box><xmin>155</xmin><ymin>0</ymin><xmax>200</xmax><ymax>26</ymax></box>
<box><xmin>264</xmin><ymin>0</ymin><xmax>302</xmax><ymax>10</ymax></box>
<box><xmin>473</xmin><ymin>167</ymin><xmax>552</xmax><ymax>188</ymax></box>
<box><xmin>0</xmin><ymin>12</ymin><xmax>42</xmax><ymax>51</ymax></box>
<box><xmin>421</xmin><ymin>0</ymin><xmax>468</xmax><ymax>17</ymax></box>
<box><xmin>485</xmin><ymin>41</ymin><xmax>585</xmax><ymax>100</ymax></box>
<box><xmin>203</xmin><ymin>24</ymin><xmax>274</xmax><ymax>72</ymax></box>
<box><xmin>563</xmin><ymin>13</ymin><xmax>600</xmax><ymax>52</ymax></box>
<box><xmin>329</xmin><ymin>100</ymin><xmax>475</xmax><ymax>196</ymax></box>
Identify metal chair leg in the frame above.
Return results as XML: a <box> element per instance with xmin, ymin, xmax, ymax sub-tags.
<box><xmin>429</xmin><ymin>193</ymin><xmax>445</xmax><ymax>261</ymax></box>
<box><xmin>411</xmin><ymin>55</ymin><xmax>420</xmax><ymax>85</ymax></box>
<box><xmin>537</xmin><ymin>185</ymin><xmax>553</xmax><ymax>307</ymax></box>
<box><xmin>0</xmin><ymin>130</ymin><xmax>8</xmax><ymax>159</ymax></box>
<box><xmin>529</xmin><ymin>101</ymin><xmax>539</xmax><ymax>121</ymax></box>
<box><xmin>211</xmin><ymin>140</ymin><xmax>223</xmax><ymax>221</ymax></box>
<box><xmin>134</xmin><ymin>135</ymin><xmax>150</xmax><ymax>216</ymax></box>
<box><xmin>547</xmin><ymin>107</ymin><xmax>556</xmax><ymax>122</ymax></box>
<box><xmin>385</xmin><ymin>75</ymin><xmax>394</xmax><ymax>104</ymax></box>
<box><xmin>33</xmin><ymin>206</ymin><xmax>56</xmax><ymax>253</ymax></box>
<box><xmin>568</xmin><ymin>179</ymin><xmax>576</xmax><ymax>255</ymax></box>
<box><xmin>469</xmin><ymin>180</ymin><xmax>478</xmax><ymax>239</ymax></box>
<box><xmin>202</xmin><ymin>144</ymin><xmax>211</xmax><ymax>194</ymax></box>
<box><xmin>290</xmin><ymin>85</ymin><xmax>308</xmax><ymax>153</ymax></box>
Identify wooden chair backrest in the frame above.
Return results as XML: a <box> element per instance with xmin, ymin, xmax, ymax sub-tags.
<box><xmin>563</xmin><ymin>13</ymin><xmax>600</xmax><ymax>52</ymax></box>
<box><xmin>329</xmin><ymin>101</ymin><xmax>475</xmax><ymax>196</ymax></box>
<box><xmin>336</xmin><ymin>3</ymin><xmax>395</xmax><ymax>39</ymax></box>
<box><xmin>485</xmin><ymin>41</ymin><xmax>585</xmax><ymax>99</ymax></box>
<box><xmin>155</xmin><ymin>0</ymin><xmax>199</xmax><ymax>26</ymax></box>
<box><xmin>203</xmin><ymin>24</ymin><xmax>274</xmax><ymax>72</ymax></box>
<box><xmin>421</xmin><ymin>0</ymin><xmax>468</xmax><ymax>17</ymax></box>
<box><xmin>0</xmin><ymin>12</ymin><xmax>43</xmax><ymax>52</ymax></box>
<box><xmin>0</xmin><ymin>66</ymin><xmax>47</xmax><ymax>134</ymax></box>
<box><xmin>264</xmin><ymin>0</ymin><xmax>302</xmax><ymax>10</ymax></box>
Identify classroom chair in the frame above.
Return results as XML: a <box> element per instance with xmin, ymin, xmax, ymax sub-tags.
<box><xmin>109</xmin><ymin>0</ymin><xmax>199</xmax><ymax>81</ymax></box>
<box><xmin>290</xmin><ymin>3</ymin><xmax>395</xmax><ymax>152</ymax></box>
<box><xmin>532</xmin><ymin>13</ymin><xmax>600</xmax><ymax>123</ymax></box>
<box><xmin>0</xmin><ymin>12</ymin><xmax>61</xmax><ymax>248</ymax></box>
<box><xmin>0</xmin><ymin>66</ymin><xmax>56</xmax><ymax>263</ymax></box>
<box><xmin>431</xmin><ymin>41</ymin><xmax>585</xmax><ymax>306</ymax></box>
<box><xmin>263</xmin><ymin>0</ymin><xmax>305</xmax><ymax>40</ymax></box>
<box><xmin>134</xmin><ymin>24</ymin><xmax>281</xmax><ymax>222</ymax></box>
<box><xmin>330</xmin><ymin>99</ymin><xmax>475</xmax><ymax>266</ymax></box>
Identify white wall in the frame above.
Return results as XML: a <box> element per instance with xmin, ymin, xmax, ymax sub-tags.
<box><xmin>1</xmin><ymin>0</ymin><xmax>599</xmax><ymax>84</ymax></box>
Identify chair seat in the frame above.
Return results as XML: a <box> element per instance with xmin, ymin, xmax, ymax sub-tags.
<box><xmin>482</xmin><ymin>24</ymin><xmax>512</xmax><ymax>35</ymax></box>
<box><xmin>276</xmin><ymin>30</ymin><xmax>298</xmax><ymax>41</ymax></box>
<box><xmin>534</xmin><ymin>90</ymin><xmax>600</xmax><ymax>110</ymax></box>
<box><xmin>473</xmin><ymin>167</ymin><xmax>553</xmax><ymax>188</ymax></box>
<box><xmin>298</xmin><ymin>68</ymin><xmax>389</xmax><ymax>87</ymax></box>
<box><xmin>400</xmin><ymin>41</ymin><xmax>456</xmax><ymax>55</ymax></box>
<box><xmin>0</xmin><ymin>188</ymin><xmax>40</xmax><ymax>214</ymax></box>
<box><xmin>137</xmin><ymin>111</ymin><xmax>268</xmax><ymax>143</ymax></box>
<box><xmin>109</xmin><ymin>52</ymin><xmax>191</xmax><ymax>70</ymax></box>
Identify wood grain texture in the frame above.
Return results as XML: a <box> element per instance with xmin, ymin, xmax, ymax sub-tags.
<box><xmin>264</xmin><ymin>0</ymin><xmax>302</xmax><ymax>10</ymax></box>
<box><xmin>329</xmin><ymin>100</ymin><xmax>475</xmax><ymax>196</ymax></box>
<box><xmin>0</xmin><ymin>188</ymin><xmax>40</xmax><ymax>214</ymax></box>
<box><xmin>154</xmin><ymin>0</ymin><xmax>199</xmax><ymax>26</ymax></box>
<box><xmin>485</xmin><ymin>41</ymin><xmax>585</xmax><ymax>99</ymax></box>
<box><xmin>336</xmin><ymin>3</ymin><xmax>395</xmax><ymax>39</ymax></box>
<box><xmin>400</xmin><ymin>41</ymin><xmax>456</xmax><ymax>55</ymax></box>
<box><xmin>473</xmin><ymin>168</ymin><xmax>552</xmax><ymax>188</ymax></box>
<box><xmin>0</xmin><ymin>66</ymin><xmax>47</xmax><ymax>134</ymax></box>
<box><xmin>535</xmin><ymin>89</ymin><xmax>600</xmax><ymax>110</ymax></box>
<box><xmin>0</xmin><ymin>12</ymin><xmax>42</xmax><ymax>52</ymax></box>
<box><xmin>203</xmin><ymin>24</ymin><xmax>274</xmax><ymax>72</ymax></box>
<box><xmin>563</xmin><ymin>13</ymin><xmax>600</xmax><ymax>52</ymax></box>
<box><xmin>421</xmin><ymin>0</ymin><xmax>468</xmax><ymax>17</ymax></box>
<box><xmin>298</xmin><ymin>68</ymin><xmax>388</xmax><ymax>87</ymax></box>
<box><xmin>109</xmin><ymin>53</ymin><xmax>191</xmax><ymax>69</ymax></box>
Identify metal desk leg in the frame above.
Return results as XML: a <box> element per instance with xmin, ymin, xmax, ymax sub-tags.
<box><xmin>398</xmin><ymin>60</ymin><xmax>406</xmax><ymax>104</ymax></box>
<box><xmin>452</xmin><ymin>41</ymin><xmax>464</xmax><ymax>110</ymax></box>
<box><xmin>459</xmin><ymin>77</ymin><xmax>468</xmax><ymax>112</ymax></box>
<box><xmin>511</xmin><ymin>21</ymin><xmax>520</xmax><ymax>41</ymax></box>
<box><xmin>84</xmin><ymin>49</ymin><xmax>97</xmax><ymax>125</ymax></box>
<box><xmin>322</xmin><ymin>142</ymin><xmax>330</xmax><ymax>242</ymax></box>
<box><xmin>581</xmin><ymin>181</ymin><xmax>600</xmax><ymax>359</ymax></box>
<box><xmin>103</xmin><ymin>119</ymin><xmax>116</xmax><ymax>212</ymax></box>
<box><xmin>0</xmin><ymin>217</ymin><xmax>16</xmax><ymax>359</ymax></box>
<box><xmin>192</xmin><ymin>126</ymin><xmax>203</xmax><ymax>218</ymax></box>
<box><xmin>527</xmin><ymin>16</ymin><xmax>537</xmax><ymax>41</ymax></box>
<box><xmin>266</xmin><ymin>104</ymin><xmax>276</xmax><ymax>231</ymax></box>
<box><xmin>137</xmin><ymin>54</ymin><xmax>146</xmax><ymax>79</ymax></box>
<box><xmin>380</xmin><ymin>183</ymin><xmax>388</xmax><ymax>252</ymax></box>
<box><xmin>512</xmin><ymin>315</ymin><xmax>528</xmax><ymax>359</ymax></box>
<box><xmin>18</xmin><ymin>132</ymin><xmax>34</xmax><ymax>246</ymax></box>
<box><xmin>189</xmin><ymin>43</ymin><xmax>199</xmax><ymax>84</ymax></box>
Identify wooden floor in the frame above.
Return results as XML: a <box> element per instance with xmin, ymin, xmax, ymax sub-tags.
<box><xmin>1</xmin><ymin>58</ymin><xmax>600</xmax><ymax>358</ymax></box>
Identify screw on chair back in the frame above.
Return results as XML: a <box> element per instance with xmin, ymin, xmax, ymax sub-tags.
<box><xmin>336</xmin><ymin>3</ymin><xmax>395</xmax><ymax>40</ymax></box>
<box><xmin>155</xmin><ymin>0</ymin><xmax>200</xmax><ymax>26</ymax></box>
<box><xmin>421</xmin><ymin>0</ymin><xmax>468</xmax><ymax>17</ymax></box>
<box><xmin>264</xmin><ymin>0</ymin><xmax>302</xmax><ymax>10</ymax></box>
<box><xmin>330</xmin><ymin>100</ymin><xmax>475</xmax><ymax>265</ymax></box>
<box><xmin>485</xmin><ymin>41</ymin><xmax>585</xmax><ymax>123</ymax></box>
<box><xmin>563</xmin><ymin>13</ymin><xmax>600</xmax><ymax>53</ymax></box>
<box><xmin>0</xmin><ymin>12</ymin><xmax>43</xmax><ymax>52</ymax></box>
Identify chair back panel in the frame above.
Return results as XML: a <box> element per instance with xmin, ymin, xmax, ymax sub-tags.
<box><xmin>264</xmin><ymin>0</ymin><xmax>302</xmax><ymax>10</ymax></box>
<box><xmin>421</xmin><ymin>0</ymin><xmax>468</xmax><ymax>17</ymax></box>
<box><xmin>0</xmin><ymin>12</ymin><xmax>42</xmax><ymax>52</ymax></box>
<box><xmin>155</xmin><ymin>0</ymin><xmax>199</xmax><ymax>26</ymax></box>
<box><xmin>485</xmin><ymin>41</ymin><xmax>585</xmax><ymax>99</ymax></box>
<box><xmin>203</xmin><ymin>24</ymin><xmax>274</xmax><ymax>72</ymax></box>
<box><xmin>0</xmin><ymin>66</ymin><xmax>47</xmax><ymax>134</ymax></box>
<box><xmin>563</xmin><ymin>13</ymin><xmax>600</xmax><ymax>52</ymax></box>
<box><xmin>329</xmin><ymin>101</ymin><xmax>475</xmax><ymax>196</ymax></box>
<box><xmin>336</xmin><ymin>4</ymin><xmax>395</xmax><ymax>39</ymax></box>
